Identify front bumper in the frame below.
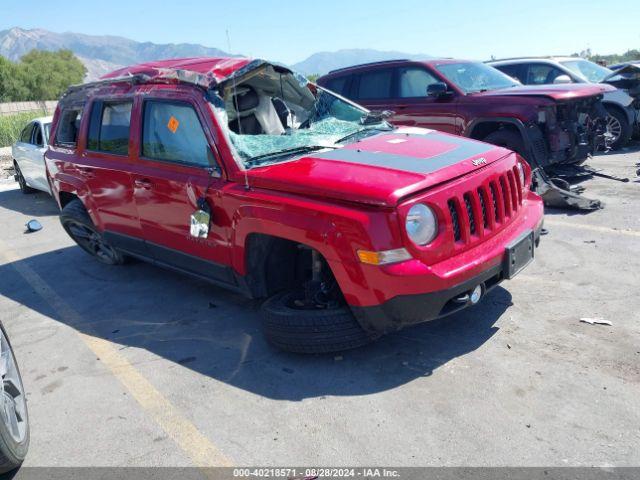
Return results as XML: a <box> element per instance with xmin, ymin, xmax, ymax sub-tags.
<box><xmin>350</xmin><ymin>214</ymin><xmax>543</xmax><ymax>335</ymax></box>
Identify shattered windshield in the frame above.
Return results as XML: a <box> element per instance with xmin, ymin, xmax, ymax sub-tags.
<box><xmin>211</xmin><ymin>65</ymin><xmax>393</xmax><ymax>168</ymax></box>
<box><xmin>436</xmin><ymin>62</ymin><xmax>519</xmax><ymax>93</ymax></box>
<box><xmin>560</xmin><ymin>59</ymin><xmax>613</xmax><ymax>83</ymax></box>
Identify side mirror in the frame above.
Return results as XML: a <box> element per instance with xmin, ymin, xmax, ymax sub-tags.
<box><xmin>553</xmin><ymin>75</ymin><xmax>572</xmax><ymax>85</ymax></box>
<box><xmin>427</xmin><ymin>82</ymin><xmax>450</xmax><ymax>98</ymax></box>
<box><xmin>25</xmin><ymin>219</ymin><xmax>43</xmax><ymax>233</ymax></box>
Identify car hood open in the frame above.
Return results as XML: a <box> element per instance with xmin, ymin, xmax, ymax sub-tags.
<box><xmin>472</xmin><ymin>83</ymin><xmax>613</xmax><ymax>101</ymax></box>
<box><xmin>246</xmin><ymin>127</ymin><xmax>512</xmax><ymax>207</ymax></box>
<box><xmin>602</xmin><ymin>63</ymin><xmax>640</xmax><ymax>98</ymax></box>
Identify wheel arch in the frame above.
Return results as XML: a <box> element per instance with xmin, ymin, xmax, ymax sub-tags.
<box><xmin>231</xmin><ymin>206</ymin><xmax>374</xmax><ymax>305</ymax></box>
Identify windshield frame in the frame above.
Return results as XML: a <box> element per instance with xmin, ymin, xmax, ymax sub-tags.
<box><xmin>435</xmin><ymin>61</ymin><xmax>520</xmax><ymax>94</ymax></box>
<box><xmin>210</xmin><ymin>80</ymin><xmax>393</xmax><ymax>171</ymax></box>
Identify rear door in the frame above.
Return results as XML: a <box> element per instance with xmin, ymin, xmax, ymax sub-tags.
<box><xmin>129</xmin><ymin>90</ymin><xmax>233</xmax><ymax>285</ymax></box>
<box><xmin>388</xmin><ymin>65</ymin><xmax>460</xmax><ymax>134</ymax></box>
<box><xmin>80</xmin><ymin>97</ymin><xmax>146</xmax><ymax>253</ymax></box>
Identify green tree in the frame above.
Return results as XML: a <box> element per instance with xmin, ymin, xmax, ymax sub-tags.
<box><xmin>0</xmin><ymin>49</ymin><xmax>86</xmax><ymax>102</ymax></box>
<box><xmin>0</xmin><ymin>56</ymin><xmax>28</xmax><ymax>101</ymax></box>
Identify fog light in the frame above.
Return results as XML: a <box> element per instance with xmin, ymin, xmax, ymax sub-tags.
<box><xmin>470</xmin><ymin>285</ymin><xmax>482</xmax><ymax>305</ymax></box>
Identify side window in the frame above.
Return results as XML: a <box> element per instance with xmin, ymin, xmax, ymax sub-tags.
<box><xmin>325</xmin><ymin>76</ymin><xmax>349</xmax><ymax>96</ymax></box>
<box><xmin>33</xmin><ymin>124</ymin><xmax>44</xmax><ymax>146</ymax></box>
<box><xmin>87</xmin><ymin>101</ymin><xmax>133</xmax><ymax>155</ymax></box>
<box><xmin>397</xmin><ymin>67</ymin><xmax>440</xmax><ymax>98</ymax></box>
<box><xmin>356</xmin><ymin>69</ymin><xmax>393</xmax><ymax>99</ymax></box>
<box><xmin>526</xmin><ymin>64</ymin><xmax>566</xmax><ymax>85</ymax></box>
<box><xmin>19</xmin><ymin>123</ymin><xmax>34</xmax><ymax>143</ymax></box>
<box><xmin>142</xmin><ymin>100</ymin><xmax>213</xmax><ymax>167</ymax></box>
<box><xmin>496</xmin><ymin>64</ymin><xmax>525</xmax><ymax>84</ymax></box>
<box><xmin>55</xmin><ymin>108</ymin><xmax>83</xmax><ymax>147</ymax></box>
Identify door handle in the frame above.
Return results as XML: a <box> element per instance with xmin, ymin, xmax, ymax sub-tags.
<box><xmin>134</xmin><ymin>178</ymin><xmax>152</xmax><ymax>189</ymax></box>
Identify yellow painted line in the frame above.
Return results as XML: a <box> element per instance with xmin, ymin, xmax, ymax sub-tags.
<box><xmin>0</xmin><ymin>240</ymin><xmax>233</xmax><ymax>468</ymax></box>
<box><xmin>544</xmin><ymin>217</ymin><xmax>640</xmax><ymax>238</ymax></box>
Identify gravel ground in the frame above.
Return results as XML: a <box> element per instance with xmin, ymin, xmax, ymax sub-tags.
<box><xmin>0</xmin><ymin>144</ymin><xmax>638</xmax><ymax>469</ymax></box>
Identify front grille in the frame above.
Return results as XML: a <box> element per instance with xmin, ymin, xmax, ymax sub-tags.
<box><xmin>447</xmin><ymin>165</ymin><xmax>523</xmax><ymax>245</ymax></box>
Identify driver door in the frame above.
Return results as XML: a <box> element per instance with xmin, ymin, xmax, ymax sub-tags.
<box><xmin>129</xmin><ymin>92</ymin><xmax>234</xmax><ymax>285</ymax></box>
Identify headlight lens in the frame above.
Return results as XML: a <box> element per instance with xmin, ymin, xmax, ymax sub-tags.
<box><xmin>405</xmin><ymin>204</ymin><xmax>438</xmax><ymax>245</ymax></box>
<box><xmin>516</xmin><ymin>161</ymin><xmax>526</xmax><ymax>190</ymax></box>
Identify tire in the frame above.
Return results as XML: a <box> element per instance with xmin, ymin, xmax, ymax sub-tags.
<box><xmin>604</xmin><ymin>106</ymin><xmax>631</xmax><ymax>150</ymax></box>
<box><xmin>0</xmin><ymin>322</ymin><xmax>30</xmax><ymax>474</ymax></box>
<box><xmin>60</xmin><ymin>199</ymin><xmax>125</xmax><ymax>265</ymax></box>
<box><xmin>261</xmin><ymin>292</ymin><xmax>377</xmax><ymax>354</ymax></box>
<box><xmin>482</xmin><ymin>130</ymin><xmax>526</xmax><ymax>157</ymax></box>
<box><xmin>13</xmin><ymin>162</ymin><xmax>36</xmax><ymax>194</ymax></box>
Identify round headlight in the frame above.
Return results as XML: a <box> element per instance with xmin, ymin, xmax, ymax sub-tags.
<box><xmin>405</xmin><ymin>203</ymin><xmax>438</xmax><ymax>246</ymax></box>
<box><xmin>516</xmin><ymin>161</ymin><xmax>526</xmax><ymax>189</ymax></box>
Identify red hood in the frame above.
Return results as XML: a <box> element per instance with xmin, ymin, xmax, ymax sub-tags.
<box><xmin>246</xmin><ymin>127</ymin><xmax>512</xmax><ymax>207</ymax></box>
<box><xmin>472</xmin><ymin>83</ymin><xmax>614</xmax><ymax>101</ymax></box>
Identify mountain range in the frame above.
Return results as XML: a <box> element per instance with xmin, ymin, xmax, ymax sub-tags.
<box><xmin>0</xmin><ymin>27</ymin><xmax>430</xmax><ymax>80</ymax></box>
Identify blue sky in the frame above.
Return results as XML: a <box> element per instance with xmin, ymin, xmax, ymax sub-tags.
<box><xmin>2</xmin><ymin>0</ymin><xmax>638</xmax><ymax>64</ymax></box>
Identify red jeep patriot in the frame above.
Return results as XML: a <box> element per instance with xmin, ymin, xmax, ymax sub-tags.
<box><xmin>45</xmin><ymin>58</ymin><xmax>544</xmax><ymax>353</ymax></box>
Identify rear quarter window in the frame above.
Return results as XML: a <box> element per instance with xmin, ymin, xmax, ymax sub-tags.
<box><xmin>87</xmin><ymin>100</ymin><xmax>133</xmax><ymax>155</ymax></box>
<box><xmin>55</xmin><ymin>108</ymin><xmax>83</xmax><ymax>147</ymax></box>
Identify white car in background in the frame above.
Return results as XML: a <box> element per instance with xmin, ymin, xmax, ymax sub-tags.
<box><xmin>488</xmin><ymin>57</ymin><xmax>639</xmax><ymax>150</ymax></box>
<box><xmin>12</xmin><ymin>116</ymin><xmax>53</xmax><ymax>194</ymax></box>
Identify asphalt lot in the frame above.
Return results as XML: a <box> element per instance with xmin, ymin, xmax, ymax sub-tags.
<box><xmin>0</xmin><ymin>146</ymin><xmax>638</xmax><ymax>468</ymax></box>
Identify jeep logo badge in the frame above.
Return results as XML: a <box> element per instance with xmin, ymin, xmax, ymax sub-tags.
<box><xmin>472</xmin><ymin>157</ymin><xmax>487</xmax><ymax>166</ymax></box>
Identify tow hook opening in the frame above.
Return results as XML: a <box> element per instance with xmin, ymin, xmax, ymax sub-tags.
<box><xmin>453</xmin><ymin>284</ymin><xmax>484</xmax><ymax>305</ymax></box>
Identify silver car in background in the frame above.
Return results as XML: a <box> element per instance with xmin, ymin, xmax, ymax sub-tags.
<box><xmin>12</xmin><ymin>116</ymin><xmax>53</xmax><ymax>194</ymax></box>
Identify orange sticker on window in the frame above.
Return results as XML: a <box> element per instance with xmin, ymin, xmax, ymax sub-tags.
<box><xmin>167</xmin><ymin>116</ymin><xmax>180</xmax><ymax>133</ymax></box>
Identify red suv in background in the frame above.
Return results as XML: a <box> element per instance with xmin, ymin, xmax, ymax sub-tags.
<box><xmin>45</xmin><ymin>57</ymin><xmax>544</xmax><ymax>353</ymax></box>
<box><xmin>318</xmin><ymin>59</ymin><xmax>611</xmax><ymax>175</ymax></box>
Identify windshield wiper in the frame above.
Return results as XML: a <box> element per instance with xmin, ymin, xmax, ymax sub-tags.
<box><xmin>246</xmin><ymin>145</ymin><xmax>335</xmax><ymax>167</ymax></box>
<box><xmin>335</xmin><ymin>125</ymin><xmax>394</xmax><ymax>144</ymax></box>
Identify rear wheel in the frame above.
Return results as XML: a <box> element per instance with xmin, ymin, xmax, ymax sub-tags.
<box><xmin>0</xmin><ymin>322</ymin><xmax>29</xmax><ymax>474</ymax></box>
<box><xmin>13</xmin><ymin>162</ymin><xmax>35</xmax><ymax>194</ymax></box>
<box><xmin>261</xmin><ymin>291</ymin><xmax>376</xmax><ymax>354</ymax></box>
<box><xmin>60</xmin><ymin>199</ymin><xmax>125</xmax><ymax>265</ymax></box>
<box><xmin>604</xmin><ymin>106</ymin><xmax>631</xmax><ymax>150</ymax></box>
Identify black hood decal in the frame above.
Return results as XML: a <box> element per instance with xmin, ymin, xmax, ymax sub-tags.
<box><xmin>311</xmin><ymin>133</ymin><xmax>495</xmax><ymax>175</ymax></box>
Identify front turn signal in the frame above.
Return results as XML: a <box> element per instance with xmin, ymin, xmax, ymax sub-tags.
<box><xmin>357</xmin><ymin>248</ymin><xmax>412</xmax><ymax>265</ymax></box>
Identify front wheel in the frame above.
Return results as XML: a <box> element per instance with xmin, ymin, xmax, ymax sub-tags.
<box><xmin>261</xmin><ymin>292</ymin><xmax>376</xmax><ymax>354</ymax></box>
<box><xmin>604</xmin><ymin>106</ymin><xmax>631</xmax><ymax>150</ymax></box>
<box><xmin>60</xmin><ymin>199</ymin><xmax>125</xmax><ymax>265</ymax></box>
<box><xmin>13</xmin><ymin>162</ymin><xmax>35</xmax><ymax>194</ymax></box>
<box><xmin>0</xmin><ymin>322</ymin><xmax>29</xmax><ymax>474</ymax></box>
